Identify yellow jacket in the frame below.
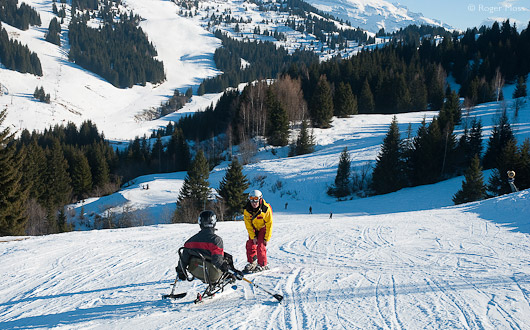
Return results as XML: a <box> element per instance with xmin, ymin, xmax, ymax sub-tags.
<box><xmin>243</xmin><ymin>199</ymin><xmax>273</xmax><ymax>241</ymax></box>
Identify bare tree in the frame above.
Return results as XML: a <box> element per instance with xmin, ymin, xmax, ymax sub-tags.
<box><xmin>240</xmin><ymin>80</ymin><xmax>269</xmax><ymax>138</ymax></box>
<box><xmin>172</xmin><ymin>198</ymin><xmax>201</xmax><ymax>224</ymax></box>
<box><xmin>494</xmin><ymin>68</ymin><xmax>505</xmax><ymax>102</ymax></box>
<box><xmin>272</xmin><ymin>76</ymin><xmax>308</xmax><ymax>125</ymax></box>
<box><xmin>238</xmin><ymin>136</ymin><xmax>258</xmax><ymax>165</ymax></box>
<box><xmin>24</xmin><ymin>198</ymin><xmax>48</xmax><ymax>235</ymax></box>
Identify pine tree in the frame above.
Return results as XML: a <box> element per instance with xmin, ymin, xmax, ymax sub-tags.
<box><xmin>427</xmin><ymin>65</ymin><xmax>445</xmax><ymax>110</ymax></box>
<box><xmin>371</xmin><ymin>116</ymin><xmax>404</xmax><ymax>194</ymax></box>
<box><xmin>217</xmin><ymin>157</ymin><xmax>249</xmax><ymax>220</ymax></box>
<box><xmin>410</xmin><ymin>76</ymin><xmax>428</xmax><ymax>111</ymax></box>
<box><xmin>516</xmin><ymin>139</ymin><xmax>530</xmax><ymax>190</ymax></box>
<box><xmin>329</xmin><ymin>147</ymin><xmax>350</xmax><ymax>198</ymax></box>
<box><xmin>395</xmin><ymin>75</ymin><xmax>412</xmax><ymax>112</ymax></box>
<box><xmin>469</xmin><ymin>118</ymin><xmax>483</xmax><ymax>160</ymax></box>
<box><xmin>358</xmin><ymin>78</ymin><xmax>375</xmax><ymax>113</ymax></box>
<box><xmin>309</xmin><ymin>75</ymin><xmax>334</xmax><ymax>128</ymax></box>
<box><xmin>334</xmin><ymin>81</ymin><xmax>357</xmax><ymax>117</ymax></box>
<box><xmin>409</xmin><ymin>117</ymin><xmax>444</xmax><ymax>185</ymax></box>
<box><xmin>0</xmin><ymin>110</ymin><xmax>28</xmax><ymax>236</ymax></box>
<box><xmin>56</xmin><ymin>207</ymin><xmax>72</xmax><ymax>233</ymax></box>
<box><xmin>486</xmin><ymin>139</ymin><xmax>518</xmax><ymax>196</ymax></box>
<box><xmin>45</xmin><ymin>17</ymin><xmax>61</xmax><ymax>46</ymax></box>
<box><xmin>70</xmin><ymin>150</ymin><xmax>92</xmax><ymax>199</ymax></box>
<box><xmin>266</xmin><ymin>89</ymin><xmax>289</xmax><ymax>146</ymax></box>
<box><xmin>483</xmin><ymin>112</ymin><xmax>514</xmax><ymax>169</ymax></box>
<box><xmin>173</xmin><ymin>149</ymin><xmax>210</xmax><ymax>223</ymax></box>
<box><xmin>439</xmin><ymin>91</ymin><xmax>461</xmax><ymax>129</ymax></box>
<box><xmin>42</xmin><ymin>139</ymin><xmax>72</xmax><ymax>209</ymax></box>
<box><xmin>87</xmin><ymin>145</ymin><xmax>109</xmax><ymax>189</ymax></box>
<box><xmin>295</xmin><ymin>119</ymin><xmax>315</xmax><ymax>155</ymax></box>
<box><xmin>21</xmin><ymin>139</ymin><xmax>46</xmax><ymax>202</ymax></box>
<box><xmin>166</xmin><ymin>127</ymin><xmax>190</xmax><ymax>171</ymax></box>
<box><xmin>453</xmin><ymin>154</ymin><xmax>486</xmax><ymax>204</ymax></box>
<box><xmin>513</xmin><ymin>75</ymin><xmax>527</xmax><ymax>98</ymax></box>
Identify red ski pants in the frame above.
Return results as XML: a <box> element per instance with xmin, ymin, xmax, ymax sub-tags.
<box><xmin>246</xmin><ymin>227</ymin><xmax>267</xmax><ymax>266</ymax></box>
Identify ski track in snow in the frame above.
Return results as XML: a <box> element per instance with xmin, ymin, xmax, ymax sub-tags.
<box><xmin>1</xmin><ymin>203</ymin><xmax>530</xmax><ymax>329</ymax></box>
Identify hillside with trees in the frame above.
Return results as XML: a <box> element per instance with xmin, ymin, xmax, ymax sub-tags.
<box><xmin>0</xmin><ymin>22</ymin><xmax>42</xmax><ymax>76</ymax></box>
<box><xmin>67</xmin><ymin>2</ymin><xmax>165</xmax><ymax>88</ymax></box>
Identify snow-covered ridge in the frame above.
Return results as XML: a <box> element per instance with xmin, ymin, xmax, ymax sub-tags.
<box><xmin>0</xmin><ymin>0</ymin><xmax>449</xmax><ymax>141</ymax></box>
<box><xmin>0</xmin><ymin>0</ymin><xmax>222</xmax><ymax>141</ymax></box>
<box><xmin>306</xmin><ymin>0</ymin><xmax>453</xmax><ymax>32</ymax></box>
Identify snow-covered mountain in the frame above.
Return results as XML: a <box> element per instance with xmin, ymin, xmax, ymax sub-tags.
<box><xmin>306</xmin><ymin>0</ymin><xmax>453</xmax><ymax>32</ymax></box>
<box><xmin>2</xmin><ymin>2</ymin><xmax>530</xmax><ymax>327</ymax></box>
<box><xmin>0</xmin><ymin>0</ymin><xmax>224</xmax><ymax>141</ymax></box>
<box><xmin>0</xmin><ymin>0</ymin><xmax>454</xmax><ymax>141</ymax></box>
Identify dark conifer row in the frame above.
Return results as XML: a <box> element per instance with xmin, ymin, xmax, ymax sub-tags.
<box><xmin>2</xmin><ymin>116</ymin><xmax>192</xmax><ymax>234</ymax></box>
<box><xmin>367</xmin><ymin>110</ymin><xmax>530</xmax><ymax>199</ymax></box>
<box><xmin>45</xmin><ymin>17</ymin><xmax>61</xmax><ymax>46</ymax></box>
<box><xmin>1</xmin><ymin>114</ymin><xmax>121</xmax><ymax>235</ymax></box>
<box><xmin>198</xmin><ymin>31</ymin><xmax>318</xmax><ymax>94</ymax></box>
<box><xmin>71</xmin><ymin>0</ymin><xmax>99</xmax><ymax>11</ymax></box>
<box><xmin>115</xmin><ymin>127</ymin><xmax>190</xmax><ymax>183</ymax></box>
<box><xmin>376</xmin><ymin>25</ymin><xmax>453</xmax><ymax>46</ymax></box>
<box><xmin>288</xmin><ymin>20</ymin><xmax>530</xmax><ymax>126</ymax></box>
<box><xmin>68</xmin><ymin>11</ymin><xmax>165</xmax><ymax>88</ymax></box>
<box><xmin>249</xmin><ymin>0</ymin><xmax>369</xmax><ymax>46</ymax></box>
<box><xmin>0</xmin><ymin>0</ymin><xmax>41</xmax><ymax>30</ymax></box>
<box><xmin>0</xmin><ymin>23</ymin><xmax>42</xmax><ymax>76</ymax></box>
<box><xmin>33</xmin><ymin>86</ymin><xmax>51</xmax><ymax>103</ymax></box>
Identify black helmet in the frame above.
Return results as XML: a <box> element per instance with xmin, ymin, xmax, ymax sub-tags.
<box><xmin>198</xmin><ymin>210</ymin><xmax>217</xmax><ymax>229</ymax></box>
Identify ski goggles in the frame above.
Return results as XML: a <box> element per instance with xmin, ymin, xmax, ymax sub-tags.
<box><xmin>249</xmin><ymin>196</ymin><xmax>260</xmax><ymax>201</ymax></box>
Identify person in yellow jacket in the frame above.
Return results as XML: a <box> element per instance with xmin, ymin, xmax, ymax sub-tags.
<box><xmin>243</xmin><ymin>189</ymin><xmax>273</xmax><ymax>273</ymax></box>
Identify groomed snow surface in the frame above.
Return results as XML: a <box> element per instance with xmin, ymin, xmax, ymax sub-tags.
<box><xmin>1</xmin><ymin>189</ymin><xmax>529</xmax><ymax>329</ymax></box>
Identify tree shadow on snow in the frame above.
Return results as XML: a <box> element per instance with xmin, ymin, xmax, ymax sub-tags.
<box><xmin>460</xmin><ymin>190</ymin><xmax>530</xmax><ymax>235</ymax></box>
<box><xmin>0</xmin><ymin>280</ymin><xmax>170</xmax><ymax>329</ymax></box>
<box><xmin>0</xmin><ymin>300</ymin><xmax>161</xmax><ymax>329</ymax></box>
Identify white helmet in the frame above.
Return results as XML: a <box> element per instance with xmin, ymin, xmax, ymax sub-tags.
<box><xmin>248</xmin><ymin>189</ymin><xmax>262</xmax><ymax>201</ymax></box>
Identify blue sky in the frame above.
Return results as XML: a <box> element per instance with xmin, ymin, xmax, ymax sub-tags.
<box><xmin>397</xmin><ymin>0</ymin><xmax>530</xmax><ymax>30</ymax></box>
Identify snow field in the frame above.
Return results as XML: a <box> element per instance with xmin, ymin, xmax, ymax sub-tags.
<box><xmin>1</xmin><ymin>192</ymin><xmax>530</xmax><ymax>329</ymax></box>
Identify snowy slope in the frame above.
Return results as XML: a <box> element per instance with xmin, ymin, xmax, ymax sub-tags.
<box><xmin>0</xmin><ymin>0</ymin><xmax>451</xmax><ymax>141</ymax></box>
<box><xmin>1</xmin><ymin>188</ymin><xmax>529</xmax><ymax>329</ymax></box>
<box><xmin>2</xmin><ymin>94</ymin><xmax>530</xmax><ymax>328</ymax></box>
<box><xmin>0</xmin><ymin>0</ymin><xmax>222</xmax><ymax>141</ymax></box>
<box><xmin>70</xmin><ymin>95</ymin><xmax>530</xmax><ymax>227</ymax></box>
<box><xmin>306</xmin><ymin>0</ymin><xmax>453</xmax><ymax>32</ymax></box>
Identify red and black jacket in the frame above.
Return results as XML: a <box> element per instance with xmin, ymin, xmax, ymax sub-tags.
<box><xmin>179</xmin><ymin>228</ymin><xmax>225</xmax><ymax>271</ymax></box>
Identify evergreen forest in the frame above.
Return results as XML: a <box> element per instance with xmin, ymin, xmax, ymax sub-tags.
<box><xmin>67</xmin><ymin>4</ymin><xmax>165</xmax><ymax>88</ymax></box>
<box><xmin>0</xmin><ymin>22</ymin><xmax>42</xmax><ymax>76</ymax></box>
<box><xmin>0</xmin><ymin>112</ymin><xmax>192</xmax><ymax>236</ymax></box>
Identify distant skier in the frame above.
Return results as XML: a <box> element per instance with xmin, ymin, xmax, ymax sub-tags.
<box><xmin>329</xmin><ymin>211</ymin><xmax>332</xmax><ymax>219</ymax></box>
<box><xmin>309</xmin><ymin>206</ymin><xmax>312</xmax><ymax>214</ymax></box>
<box><xmin>243</xmin><ymin>190</ymin><xmax>273</xmax><ymax>273</ymax></box>
<box><xmin>507</xmin><ymin>170</ymin><xmax>519</xmax><ymax>192</ymax></box>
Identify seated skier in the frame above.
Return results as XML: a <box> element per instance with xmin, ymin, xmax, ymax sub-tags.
<box><xmin>176</xmin><ymin>210</ymin><xmax>243</xmax><ymax>285</ymax></box>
